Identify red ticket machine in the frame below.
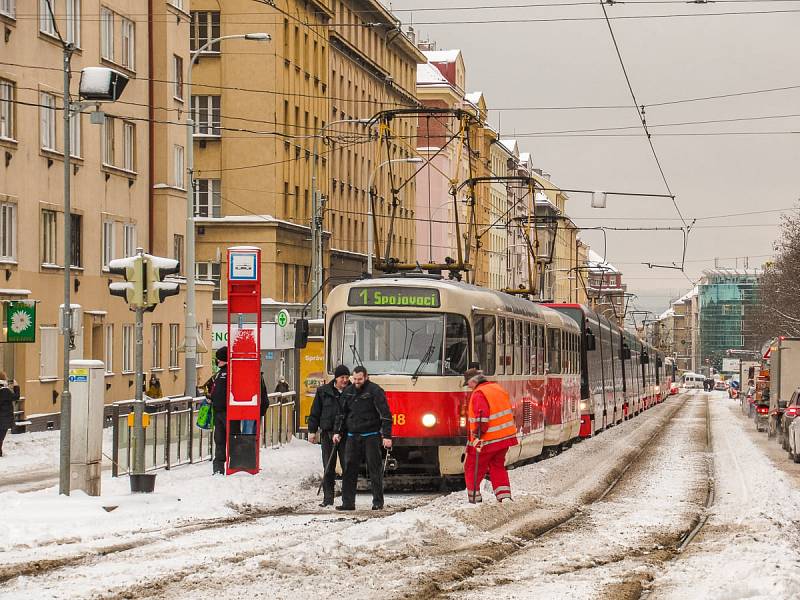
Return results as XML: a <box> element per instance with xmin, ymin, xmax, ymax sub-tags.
<box><xmin>226</xmin><ymin>246</ymin><xmax>262</xmax><ymax>475</ymax></box>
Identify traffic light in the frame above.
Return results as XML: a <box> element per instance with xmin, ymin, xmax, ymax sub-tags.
<box><xmin>145</xmin><ymin>255</ymin><xmax>180</xmax><ymax>307</ymax></box>
<box><xmin>108</xmin><ymin>256</ymin><xmax>145</xmax><ymax>306</ymax></box>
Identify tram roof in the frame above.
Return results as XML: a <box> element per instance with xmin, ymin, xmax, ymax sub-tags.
<box><xmin>334</xmin><ymin>277</ymin><xmax>579</xmax><ymax>331</ymax></box>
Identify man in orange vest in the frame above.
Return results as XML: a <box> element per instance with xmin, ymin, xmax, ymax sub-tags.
<box><xmin>464</xmin><ymin>368</ymin><xmax>518</xmax><ymax>503</ymax></box>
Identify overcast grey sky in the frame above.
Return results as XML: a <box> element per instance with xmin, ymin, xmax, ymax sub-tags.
<box><xmin>384</xmin><ymin>0</ymin><xmax>799</xmax><ymax>316</ymax></box>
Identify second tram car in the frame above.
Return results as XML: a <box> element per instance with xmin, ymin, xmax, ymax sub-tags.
<box><xmin>325</xmin><ymin>276</ymin><xmax>581</xmax><ymax>487</ymax></box>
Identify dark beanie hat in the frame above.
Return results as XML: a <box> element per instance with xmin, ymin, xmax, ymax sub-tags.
<box><xmin>334</xmin><ymin>364</ymin><xmax>350</xmax><ymax>378</ymax></box>
<box><xmin>215</xmin><ymin>346</ymin><xmax>228</xmax><ymax>362</ymax></box>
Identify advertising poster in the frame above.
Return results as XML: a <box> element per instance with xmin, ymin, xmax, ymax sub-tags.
<box><xmin>298</xmin><ymin>339</ymin><xmax>325</xmax><ymax>430</ymax></box>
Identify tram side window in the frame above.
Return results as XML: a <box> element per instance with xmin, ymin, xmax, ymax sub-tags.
<box><xmin>537</xmin><ymin>324</ymin><xmax>546</xmax><ymax>375</ymax></box>
<box><xmin>473</xmin><ymin>314</ymin><xmax>496</xmax><ymax>376</ymax></box>
<box><xmin>522</xmin><ymin>322</ymin><xmax>530</xmax><ymax>376</ymax></box>
<box><xmin>507</xmin><ymin>319</ymin><xmax>515</xmax><ymax>374</ymax></box>
<box><xmin>529</xmin><ymin>322</ymin><xmax>537</xmax><ymax>375</ymax></box>
<box><xmin>497</xmin><ymin>318</ymin><xmax>506</xmax><ymax>375</ymax></box>
<box><xmin>444</xmin><ymin>314</ymin><xmax>470</xmax><ymax>375</ymax></box>
<box><xmin>514</xmin><ymin>320</ymin><xmax>522</xmax><ymax>375</ymax></box>
<box><xmin>548</xmin><ymin>328</ymin><xmax>561</xmax><ymax>374</ymax></box>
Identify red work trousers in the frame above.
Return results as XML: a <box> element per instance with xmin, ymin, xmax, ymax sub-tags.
<box><xmin>464</xmin><ymin>444</ymin><xmax>511</xmax><ymax>503</ymax></box>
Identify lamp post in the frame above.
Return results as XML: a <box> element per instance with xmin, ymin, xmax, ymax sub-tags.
<box><xmin>183</xmin><ymin>33</ymin><xmax>270</xmax><ymax>397</ymax></box>
<box><xmin>309</xmin><ymin>118</ymin><xmax>371</xmax><ymax>319</ymax></box>
<box><xmin>366</xmin><ymin>157</ymin><xmax>423</xmax><ymax>276</ymax></box>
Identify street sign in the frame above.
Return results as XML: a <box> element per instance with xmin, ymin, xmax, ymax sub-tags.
<box><xmin>276</xmin><ymin>309</ymin><xmax>291</xmax><ymax>328</ymax></box>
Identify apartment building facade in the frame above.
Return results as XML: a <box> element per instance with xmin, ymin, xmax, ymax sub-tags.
<box><xmin>190</xmin><ymin>0</ymin><xmax>425</xmax><ymax>304</ymax></box>
<box><xmin>0</xmin><ymin>0</ymin><xmax>213</xmax><ymax>419</ymax></box>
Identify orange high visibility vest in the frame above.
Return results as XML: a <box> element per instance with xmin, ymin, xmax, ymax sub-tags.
<box><xmin>468</xmin><ymin>382</ymin><xmax>517</xmax><ymax>445</ymax></box>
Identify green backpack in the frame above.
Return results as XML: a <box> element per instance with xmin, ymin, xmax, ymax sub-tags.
<box><xmin>196</xmin><ymin>400</ymin><xmax>214</xmax><ymax>430</ymax></box>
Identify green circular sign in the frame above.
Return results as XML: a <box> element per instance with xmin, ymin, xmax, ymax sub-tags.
<box><xmin>276</xmin><ymin>309</ymin><xmax>290</xmax><ymax>328</ymax></box>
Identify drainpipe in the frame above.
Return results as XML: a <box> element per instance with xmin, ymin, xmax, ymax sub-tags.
<box><xmin>147</xmin><ymin>0</ymin><xmax>155</xmax><ymax>251</ymax></box>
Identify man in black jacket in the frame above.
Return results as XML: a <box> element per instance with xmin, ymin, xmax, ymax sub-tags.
<box><xmin>333</xmin><ymin>366</ymin><xmax>392</xmax><ymax>511</ymax></box>
<box><xmin>210</xmin><ymin>346</ymin><xmax>228</xmax><ymax>474</ymax></box>
<box><xmin>308</xmin><ymin>364</ymin><xmax>350</xmax><ymax>507</ymax></box>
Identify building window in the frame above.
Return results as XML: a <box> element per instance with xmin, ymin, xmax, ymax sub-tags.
<box><xmin>40</xmin><ymin>92</ymin><xmax>56</xmax><ymax>151</ymax></box>
<box><xmin>100</xmin><ymin>7</ymin><xmax>114</xmax><ymax>61</ymax></box>
<box><xmin>0</xmin><ymin>80</ymin><xmax>14</xmax><ymax>140</ymax></box>
<box><xmin>102</xmin><ymin>220</ymin><xmax>115</xmax><ymax>268</ymax></box>
<box><xmin>173</xmin><ymin>55</ymin><xmax>183</xmax><ymax>101</ymax></box>
<box><xmin>173</xmin><ymin>234</ymin><xmax>184</xmax><ymax>274</ymax></box>
<box><xmin>42</xmin><ymin>209</ymin><xmax>58</xmax><ymax>265</ymax></box>
<box><xmin>104</xmin><ymin>324</ymin><xmax>113</xmax><ymax>373</ymax></box>
<box><xmin>103</xmin><ymin>115</ymin><xmax>115</xmax><ymax>165</ymax></box>
<box><xmin>191</xmin><ymin>96</ymin><xmax>220</xmax><ymax>136</ymax></box>
<box><xmin>190</xmin><ymin>11</ymin><xmax>220</xmax><ymax>53</ymax></box>
<box><xmin>123</xmin><ymin>120</ymin><xmax>135</xmax><ymax>171</ymax></box>
<box><xmin>121</xmin><ymin>18</ymin><xmax>135</xmax><ymax>70</ymax></box>
<box><xmin>70</xmin><ymin>213</ymin><xmax>82</xmax><ymax>267</ymax></box>
<box><xmin>0</xmin><ymin>203</ymin><xmax>15</xmax><ymax>261</ymax></box>
<box><xmin>151</xmin><ymin>324</ymin><xmax>162</xmax><ymax>369</ymax></box>
<box><xmin>69</xmin><ymin>112</ymin><xmax>81</xmax><ymax>158</ymax></box>
<box><xmin>39</xmin><ymin>0</ymin><xmax>56</xmax><ymax>36</ymax></box>
<box><xmin>169</xmin><ymin>0</ymin><xmax>183</xmax><ymax>10</ymax></box>
<box><xmin>39</xmin><ymin>326</ymin><xmax>59</xmax><ymax>380</ymax></box>
<box><xmin>0</xmin><ymin>0</ymin><xmax>15</xmax><ymax>19</ymax></box>
<box><xmin>122</xmin><ymin>324</ymin><xmax>133</xmax><ymax>372</ymax></box>
<box><xmin>194</xmin><ymin>179</ymin><xmax>220</xmax><ymax>217</ymax></box>
<box><xmin>169</xmin><ymin>324</ymin><xmax>179</xmax><ymax>369</ymax></box>
<box><xmin>196</xmin><ymin>262</ymin><xmax>221</xmax><ymax>301</ymax></box>
<box><xmin>173</xmin><ymin>144</ymin><xmax>184</xmax><ymax>188</ymax></box>
<box><xmin>123</xmin><ymin>223</ymin><xmax>136</xmax><ymax>257</ymax></box>
<box><xmin>66</xmin><ymin>0</ymin><xmax>80</xmax><ymax>46</ymax></box>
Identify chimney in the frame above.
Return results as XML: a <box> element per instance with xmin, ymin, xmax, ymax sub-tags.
<box><xmin>406</xmin><ymin>26</ymin><xmax>415</xmax><ymax>44</ymax></box>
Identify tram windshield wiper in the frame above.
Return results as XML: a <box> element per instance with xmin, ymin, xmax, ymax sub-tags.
<box><xmin>412</xmin><ymin>339</ymin><xmax>436</xmax><ymax>382</ymax></box>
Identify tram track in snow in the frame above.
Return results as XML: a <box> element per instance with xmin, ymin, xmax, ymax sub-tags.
<box><xmin>403</xmin><ymin>392</ymin><xmax>708</xmax><ymax>600</ymax></box>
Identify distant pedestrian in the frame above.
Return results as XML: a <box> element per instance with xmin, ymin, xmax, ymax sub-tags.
<box><xmin>0</xmin><ymin>373</ymin><xmax>20</xmax><ymax>457</ymax></box>
<box><xmin>145</xmin><ymin>374</ymin><xmax>163</xmax><ymax>399</ymax></box>
<box><xmin>308</xmin><ymin>365</ymin><xmax>350</xmax><ymax>507</ymax></box>
<box><xmin>274</xmin><ymin>376</ymin><xmax>290</xmax><ymax>395</ymax></box>
<box><xmin>334</xmin><ymin>366</ymin><xmax>392</xmax><ymax>511</ymax></box>
<box><xmin>241</xmin><ymin>375</ymin><xmax>269</xmax><ymax>435</ymax></box>
<box><xmin>210</xmin><ymin>347</ymin><xmax>229</xmax><ymax>474</ymax></box>
<box><xmin>463</xmin><ymin>368</ymin><xmax>517</xmax><ymax>503</ymax></box>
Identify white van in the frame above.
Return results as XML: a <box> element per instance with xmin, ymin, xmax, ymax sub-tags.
<box><xmin>682</xmin><ymin>373</ymin><xmax>705</xmax><ymax>389</ymax></box>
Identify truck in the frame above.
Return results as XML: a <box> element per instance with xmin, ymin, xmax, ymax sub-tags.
<box><xmin>767</xmin><ymin>338</ymin><xmax>800</xmax><ymax>439</ymax></box>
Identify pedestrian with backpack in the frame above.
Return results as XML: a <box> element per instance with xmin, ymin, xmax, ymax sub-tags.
<box><xmin>209</xmin><ymin>346</ymin><xmax>229</xmax><ymax>474</ymax></box>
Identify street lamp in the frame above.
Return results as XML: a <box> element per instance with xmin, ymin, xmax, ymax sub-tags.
<box><xmin>366</xmin><ymin>157</ymin><xmax>423</xmax><ymax>276</ymax></box>
<box><xmin>184</xmin><ymin>33</ymin><xmax>271</xmax><ymax>397</ymax></box>
<box><xmin>310</xmin><ymin>118</ymin><xmax>372</xmax><ymax>319</ymax></box>
<box><xmin>59</xmin><ymin>64</ymin><xmax>130</xmax><ymax>496</ymax></box>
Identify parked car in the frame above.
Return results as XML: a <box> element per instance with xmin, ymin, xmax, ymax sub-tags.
<box><xmin>778</xmin><ymin>387</ymin><xmax>800</xmax><ymax>451</ymax></box>
<box><xmin>787</xmin><ymin>412</ymin><xmax>800</xmax><ymax>463</ymax></box>
<box><xmin>714</xmin><ymin>380</ymin><xmax>728</xmax><ymax>391</ymax></box>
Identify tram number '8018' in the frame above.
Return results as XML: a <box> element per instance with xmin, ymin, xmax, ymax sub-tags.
<box><xmin>392</xmin><ymin>414</ymin><xmax>406</xmax><ymax>426</ymax></box>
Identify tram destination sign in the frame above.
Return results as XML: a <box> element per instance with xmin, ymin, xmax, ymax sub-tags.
<box><xmin>348</xmin><ymin>286</ymin><xmax>441</xmax><ymax>308</ymax></box>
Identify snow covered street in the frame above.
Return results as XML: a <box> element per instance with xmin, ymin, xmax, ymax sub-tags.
<box><xmin>3</xmin><ymin>391</ymin><xmax>800</xmax><ymax>599</ymax></box>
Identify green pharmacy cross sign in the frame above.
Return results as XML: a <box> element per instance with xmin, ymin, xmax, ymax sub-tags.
<box><xmin>7</xmin><ymin>302</ymin><xmax>36</xmax><ymax>343</ymax></box>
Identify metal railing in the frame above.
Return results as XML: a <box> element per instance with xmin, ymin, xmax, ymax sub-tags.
<box><xmin>111</xmin><ymin>395</ymin><xmax>213</xmax><ymax>477</ymax></box>
<box><xmin>111</xmin><ymin>391</ymin><xmax>297</xmax><ymax>476</ymax></box>
<box><xmin>262</xmin><ymin>391</ymin><xmax>296</xmax><ymax>448</ymax></box>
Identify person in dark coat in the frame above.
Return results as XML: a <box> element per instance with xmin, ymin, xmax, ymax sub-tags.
<box><xmin>333</xmin><ymin>366</ymin><xmax>392</xmax><ymax>511</ymax></box>
<box><xmin>308</xmin><ymin>364</ymin><xmax>350</xmax><ymax>507</ymax></box>
<box><xmin>274</xmin><ymin>376</ymin><xmax>290</xmax><ymax>395</ymax></box>
<box><xmin>210</xmin><ymin>347</ymin><xmax>229</xmax><ymax>474</ymax></box>
<box><xmin>0</xmin><ymin>372</ymin><xmax>20</xmax><ymax>457</ymax></box>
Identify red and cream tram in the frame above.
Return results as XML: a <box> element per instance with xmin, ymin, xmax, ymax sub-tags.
<box><xmin>325</xmin><ymin>275</ymin><xmax>581</xmax><ymax>487</ymax></box>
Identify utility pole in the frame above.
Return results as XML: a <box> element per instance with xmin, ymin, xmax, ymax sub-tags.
<box><xmin>59</xmin><ymin>42</ymin><xmax>75</xmax><ymax>496</ymax></box>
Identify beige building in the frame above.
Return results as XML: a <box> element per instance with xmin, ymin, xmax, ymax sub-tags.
<box><xmin>190</xmin><ymin>0</ymin><xmax>425</xmax><ymax>304</ymax></box>
<box><xmin>0</xmin><ymin>1</ymin><xmax>213</xmax><ymax>421</ymax></box>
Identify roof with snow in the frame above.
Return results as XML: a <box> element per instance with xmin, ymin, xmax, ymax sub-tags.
<box><xmin>586</xmin><ymin>249</ymin><xmax>619</xmax><ymax>273</ymax></box>
<box><xmin>500</xmin><ymin>139</ymin><xmax>518</xmax><ymax>155</ymax></box>
<box><xmin>464</xmin><ymin>91</ymin><xmax>483</xmax><ymax>105</ymax></box>
<box><xmin>423</xmin><ymin>49</ymin><xmax>461</xmax><ymax>63</ymax></box>
<box><xmin>417</xmin><ymin>62</ymin><xmax>449</xmax><ymax>85</ymax></box>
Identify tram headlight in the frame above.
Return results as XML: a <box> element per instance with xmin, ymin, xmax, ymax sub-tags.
<box><xmin>422</xmin><ymin>413</ymin><xmax>437</xmax><ymax>428</ymax></box>
<box><xmin>580</xmin><ymin>401</ymin><xmax>588</xmax><ymax>412</ymax></box>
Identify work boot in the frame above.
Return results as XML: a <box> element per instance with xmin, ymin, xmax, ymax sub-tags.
<box><xmin>335</xmin><ymin>504</ymin><xmax>355</xmax><ymax>511</ymax></box>
<box><xmin>319</xmin><ymin>499</ymin><xmax>333</xmax><ymax>507</ymax></box>
<box><xmin>371</xmin><ymin>503</ymin><xmax>383</xmax><ymax>511</ymax></box>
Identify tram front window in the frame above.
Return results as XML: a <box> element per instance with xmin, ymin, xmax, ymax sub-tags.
<box><xmin>329</xmin><ymin>312</ymin><xmax>468</xmax><ymax>376</ymax></box>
